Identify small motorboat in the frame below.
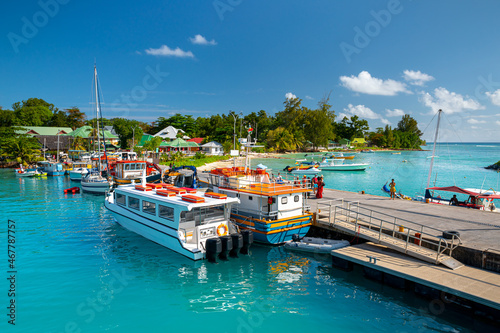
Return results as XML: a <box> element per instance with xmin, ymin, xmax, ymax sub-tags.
<box><xmin>284</xmin><ymin>236</ymin><xmax>350</xmax><ymax>254</ymax></box>
<box><xmin>290</xmin><ymin>167</ymin><xmax>321</xmax><ymax>175</ymax></box>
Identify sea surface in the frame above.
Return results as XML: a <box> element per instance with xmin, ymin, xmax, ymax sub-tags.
<box><xmin>252</xmin><ymin>143</ymin><xmax>500</xmax><ymax>201</ymax></box>
<box><xmin>1</xmin><ymin>143</ymin><xmax>498</xmax><ymax>332</ymax></box>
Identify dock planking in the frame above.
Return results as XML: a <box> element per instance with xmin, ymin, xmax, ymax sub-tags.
<box><xmin>331</xmin><ymin>242</ymin><xmax>500</xmax><ymax>312</ymax></box>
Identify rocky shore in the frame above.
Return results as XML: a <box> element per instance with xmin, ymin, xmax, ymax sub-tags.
<box><xmin>485</xmin><ymin>161</ymin><xmax>500</xmax><ymax>171</ymax></box>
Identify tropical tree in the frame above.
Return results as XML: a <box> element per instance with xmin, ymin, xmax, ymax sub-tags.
<box><xmin>12</xmin><ymin>98</ymin><xmax>55</xmax><ymax>126</ymax></box>
<box><xmin>304</xmin><ymin>97</ymin><xmax>336</xmax><ymax>149</ymax></box>
<box><xmin>112</xmin><ymin>118</ymin><xmax>143</xmax><ymax>148</ymax></box>
<box><xmin>65</xmin><ymin>107</ymin><xmax>87</xmax><ymax>129</ymax></box>
<box><xmin>1</xmin><ymin>136</ymin><xmax>41</xmax><ymax>165</ymax></box>
<box><xmin>266</xmin><ymin>127</ymin><xmax>301</xmax><ymax>152</ymax></box>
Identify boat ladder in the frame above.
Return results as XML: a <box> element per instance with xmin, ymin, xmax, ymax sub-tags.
<box><xmin>316</xmin><ymin>199</ymin><xmax>464</xmax><ymax>270</ymax></box>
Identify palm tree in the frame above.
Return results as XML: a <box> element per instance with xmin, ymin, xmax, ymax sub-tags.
<box><xmin>1</xmin><ymin>137</ymin><xmax>41</xmax><ymax>165</ymax></box>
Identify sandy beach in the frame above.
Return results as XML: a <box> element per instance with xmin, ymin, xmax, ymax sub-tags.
<box><xmin>197</xmin><ymin>153</ymin><xmax>285</xmax><ymax>171</ymax></box>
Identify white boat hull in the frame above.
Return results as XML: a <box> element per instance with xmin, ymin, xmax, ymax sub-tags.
<box><xmin>104</xmin><ymin>200</ymin><xmax>204</xmax><ymax>260</ymax></box>
<box><xmin>291</xmin><ymin>168</ymin><xmax>321</xmax><ymax>174</ymax></box>
<box><xmin>319</xmin><ymin>164</ymin><xmax>368</xmax><ymax>171</ymax></box>
<box><xmin>285</xmin><ymin>238</ymin><xmax>350</xmax><ymax>253</ymax></box>
<box><xmin>81</xmin><ymin>180</ymin><xmax>111</xmax><ymax>193</ymax></box>
<box><xmin>69</xmin><ymin>169</ymin><xmax>89</xmax><ymax>181</ymax></box>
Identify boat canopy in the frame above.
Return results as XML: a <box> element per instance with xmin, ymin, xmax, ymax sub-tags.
<box><xmin>427</xmin><ymin>186</ymin><xmax>500</xmax><ymax>199</ymax></box>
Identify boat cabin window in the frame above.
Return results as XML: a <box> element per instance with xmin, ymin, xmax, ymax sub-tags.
<box><xmin>116</xmin><ymin>193</ymin><xmax>126</xmax><ymax>206</ymax></box>
<box><xmin>142</xmin><ymin>200</ymin><xmax>156</xmax><ymax>215</ymax></box>
<box><xmin>125</xmin><ymin>164</ymin><xmax>130</xmax><ymax>170</ymax></box>
<box><xmin>248</xmin><ymin>196</ymin><xmax>253</xmax><ymax>201</ymax></box>
<box><xmin>128</xmin><ymin>197</ymin><xmax>140</xmax><ymax>210</ymax></box>
<box><xmin>159</xmin><ymin>205</ymin><xmax>174</xmax><ymax>220</ymax></box>
<box><xmin>281</xmin><ymin>197</ymin><xmax>288</xmax><ymax>205</ymax></box>
<box><xmin>294</xmin><ymin>195</ymin><xmax>299</xmax><ymax>202</ymax></box>
<box><xmin>180</xmin><ymin>207</ymin><xmax>225</xmax><ymax>226</ymax></box>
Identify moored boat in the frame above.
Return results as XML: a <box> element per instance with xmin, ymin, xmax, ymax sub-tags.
<box><xmin>284</xmin><ymin>236</ymin><xmax>350</xmax><ymax>254</ymax></box>
<box><xmin>105</xmin><ymin>182</ymin><xmax>253</xmax><ymax>260</ymax></box>
<box><xmin>69</xmin><ymin>162</ymin><xmax>92</xmax><ymax>181</ymax></box>
<box><xmin>317</xmin><ymin>158</ymin><xmax>368</xmax><ymax>171</ymax></box>
<box><xmin>111</xmin><ymin>160</ymin><xmax>162</xmax><ymax>185</ymax></box>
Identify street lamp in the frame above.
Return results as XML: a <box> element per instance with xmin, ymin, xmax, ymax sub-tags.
<box><xmin>131</xmin><ymin>125</ymin><xmax>138</xmax><ymax>151</ymax></box>
<box><xmin>230</xmin><ymin>112</ymin><xmax>242</xmax><ymax>150</ymax></box>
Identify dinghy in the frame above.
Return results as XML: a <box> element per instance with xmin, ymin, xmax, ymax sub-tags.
<box><xmin>284</xmin><ymin>236</ymin><xmax>350</xmax><ymax>254</ymax></box>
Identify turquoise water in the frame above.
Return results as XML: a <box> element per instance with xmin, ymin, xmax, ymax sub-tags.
<box><xmin>252</xmin><ymin>143</ymin><xmax>500</xmax><ymax>200</ymax></box>
<box><xmin>0</xmin><ymin>168</ymin><xmax>485</xmax><ymax>332</ymax></box>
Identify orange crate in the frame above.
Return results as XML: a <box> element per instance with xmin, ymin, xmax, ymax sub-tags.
<box><xmin>146</xmin><ymin>183</ymin><xmax>163</xmax><ymax>189</ymax></box>
<box><xmin>156</xmin><ymin>189</ymin><xmax>176</xmax><ymax>197</ymax></box>
<box><xmin>180</xmin><ymin>187</ymin><xmax>197</xmax><ymax>194</ymax></box>
<box><xmin>204</xmin><ymin>192</ymin><xmax>227</xmax><ymax>199</ymax></box>
<box><xmin>169</xmin><ymin>187</ymin><xmax>187</xmax><ymax>194</ymax></box>
<box><xmin>135</xmin><ymin>185</ymin><xmax>152</xmax><ymax>191</ymax></box>
<box><xmin>181</xmin><ymin>195</ymin><xmax>205</xmax><ymax>203</ymax></box>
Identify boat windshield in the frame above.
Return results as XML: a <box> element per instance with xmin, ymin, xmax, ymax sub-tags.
<box><xmin>180</xmin><ymin>206</ymin><xmax>225</xmax><ymax>226</ymax></box>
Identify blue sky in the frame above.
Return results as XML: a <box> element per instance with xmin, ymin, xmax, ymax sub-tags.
<box><xmin>2</xmin><ymin>0</ymin><xmax>500</xmax><ymax>141</ymax></box>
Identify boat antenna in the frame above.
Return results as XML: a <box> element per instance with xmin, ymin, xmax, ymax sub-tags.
<box><xmin>426</xmin><ymin>109</ymin><xmax>442</xmax><ymax>188</ymax></box>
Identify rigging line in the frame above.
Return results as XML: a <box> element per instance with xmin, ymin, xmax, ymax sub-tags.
<box><xmin>385</xmin><ymin>112</ymin><xmax>439</xmax><ymax>185</ymax></box>
<box><xmin>445</xmin><ymin>141</ymin><xmax>456</xmax><ymax>186</ymax></box>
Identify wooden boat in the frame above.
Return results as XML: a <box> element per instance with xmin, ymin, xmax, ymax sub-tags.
<box><xmin>105</xmin><ymin>182</ymin><xmax>253</xmax><ymax>261</ymax></box>
<box><xmin>208</xmin><ymin>167</ymin><xmax>313</xmax><ymax>244</ymax></box>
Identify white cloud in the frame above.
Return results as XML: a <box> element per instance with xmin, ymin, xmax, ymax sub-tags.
<box><xmin>343</xmin><ymin>104</ymin><xmax>390</xmax><ymax>124</ymax></box>
<box><xmin>340</xmin><ymin>71</ymin><xmax>410</xmax><ymax>96</ymax></box>
<box><xmin>305</xmin><ymin>95</ymin><xmax>314</xmax><ymax>100</ymax></box>
<box><xmin>420</xmin><ymin>87</ymin><xmax>484</xmax><ymax>114</ymax></box>
<box><xmin>189</xmin><ymin>34</ymin><xmax>217</xmax><ymax>45</ymax></box>
<box><xmin>403</xmin><ymin>70</ymin><xmax>435</xmax><ymax>86</ymax></box>
<box><xmin>285</xmin><ymin>92</ymin><xmax>297</xmax><ymax>100</ymax></box>
<box><xmin>385</xmin><ymin>108</ymin><xmax>406</xmax><ymax>117</ymax></box>
<box><xmin>467</xmin><ymin>118</ymin><xmax>486</xmax><ymax>124</ymax></box>
<box><xmin>496</xmin><ymin>121</ymin><xmax>500</xmax><ymax>126</ymax></box>
<box><xmin>486</xmin><ymin>89</ymin><xmax>500</xmax><ymax>106</ymax></box>
<box><xmin>471</xmin><ymin>126</ymin><xmax>478</xmax><ymax>129</ymax></box>
<box><xmin>145</xmin><ymin>45</ymin><xmax>194</xmax><ymax>58</ymax></box>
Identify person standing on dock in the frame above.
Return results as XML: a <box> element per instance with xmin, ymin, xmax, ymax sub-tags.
<box><xmin>312</xmin><ymin>175</ymin><xmax>318</xmax><ymax>195</ymax></box>
<box><xmin>316</xmin><ymin>176</ymin><xmax>325</xmax><ymax>199</ymax></box>
<box><xmin>389</xmin><ymin>179</ymin><xmax>396</xmax><ymax>200</ymax></box>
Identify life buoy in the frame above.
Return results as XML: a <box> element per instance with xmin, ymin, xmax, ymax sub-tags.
<box><xmin>217</xmin><ymin>224</ymin><xmax>227</xmax><ymax>236</ymax></box>
<box><xmin>268</xmin><ymin>197</ymin><xmax>273</xmax><ymax>205</ymax></box>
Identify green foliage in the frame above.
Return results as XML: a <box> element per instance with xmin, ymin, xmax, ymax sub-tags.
<box><xmin>65</xmin><ymin>107</ymin><xmax>87</xmax><ymax>130</ymax></box>
<box><xmin>161</xmin><ymin>154</ymin><xmax>231</xmax><ymax>168</ymax></box>
<box><xmin>12</xmin><ymin>98</ymin><xmax>55</xmax><ymax>126</ymax></box>
<box><xmin>112</xmin><ymin>118</ymin><xmax>143</xmax><ymax>148</ymax></box>
<box><xmin>266</xmin><ymin>127</ymin><xmax>301</xmax><ymax>152</ymax></box>
<box><xmin>303</xmin><ymin>97</ymin><xmax>336</xmax><ymax>149</ymax></box>
<box><xmin>1</xmin><ymin>136</ymin><xmax>41</xmax><ymax>164</ymax></box>
<box><xmin>336</xmin><ymin>115</ymin><xmax>369</xmax><ymax>140</ymax></box>
<box><xmin>142</xmin><ymin>136</ymin><xmax>162</xmax><ymax>152</ymax></box>
<box><xmin>194</xmin><ymin>152</ymin><xmax>206</xmax><ymax>159</ymax></box>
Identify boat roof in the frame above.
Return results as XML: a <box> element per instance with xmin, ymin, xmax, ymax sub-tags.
<box><xmin>115</xmin><ymin>185</ymin><xmax>240</xmax><ymax>210</ymax></box>
<box><xmin>427</xmin><ymin>186</ymin><xmax>500</xmax><ymax>199</ymax></box>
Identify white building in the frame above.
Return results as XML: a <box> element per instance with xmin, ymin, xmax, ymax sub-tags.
<box><xmin>154</xmin><ymin>126</ymin><xmax>189</xmax><ymax>140</ymax></box>
<box><xmin>201</xmin><ymin>141</ymin><xmax>224</xmax><ymax>156</ymax></box>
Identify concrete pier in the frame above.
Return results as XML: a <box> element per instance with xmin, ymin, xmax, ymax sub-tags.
<box><xmin>331</xmin><ymin>242</ymin><xmax>500</xmax><ymax>324</ymax></box>
<box><xmin>308</xmin><ymin>188</ymin><xmax>500</xmax><ymax>271</ymax></box>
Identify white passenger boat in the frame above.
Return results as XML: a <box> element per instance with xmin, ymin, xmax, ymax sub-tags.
<box><xmin>105</xmin><ymin>182</ymin><xmax>253</xmax><ymax>261</ymax></box>
<box><xmin>317</xmin><ymin>158</ymin><xmax>368</xmax><ymax>171</ymax></box>
<box><xmin>284</xmin><ymin>236</ymin><xmax>350</xmax><ymax>254</ymax></box>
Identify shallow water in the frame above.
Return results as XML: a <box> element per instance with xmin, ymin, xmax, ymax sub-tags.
<box><xmin>0</xmin><ymin>169</ymin><xmax>487</xmax><ymax>332</ymax></box>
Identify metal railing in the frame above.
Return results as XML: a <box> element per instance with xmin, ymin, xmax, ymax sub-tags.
<box><xmin>316</xmin><ymin>199</ymin><xmax>462</xmax><ymax>264</ymax></box>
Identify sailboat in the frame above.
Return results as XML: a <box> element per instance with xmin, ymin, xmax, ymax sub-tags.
<box><xmin>81</xmin><ymin>65</ymin><xmax>112</xmax><ymax>194</ymax></box>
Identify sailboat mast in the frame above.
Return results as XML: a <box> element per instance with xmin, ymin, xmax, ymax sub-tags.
<box><xmin>426</xmin><ymin>109</ymin><xmax>442</xmax><ymax>188</ymax></box>
<box><xmin>94</xmin><ymin>65</ymin><xmax>102</xmax><ymax>172</ymax></box>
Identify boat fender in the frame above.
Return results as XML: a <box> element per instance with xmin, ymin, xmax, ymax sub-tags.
<box><xmin>442</xmin><ymin>230</ymin><xmax>460</xmax><ymax>240</ymax></box>
<box><xmin>217</xmin><ymin>224</ymin><xmax>228</xmax><ymax>236</ymax></box>
<box><xmin>292</xmin><ymin>234</ymin><xmax>301</xmax><ymax>242</ymax></box>
<box><xmin>230</xmin><ymin>233</ymin><xmax>243</xmax><ymax>258</ymax></box>
<box><xmin>219</xmin><ymin>236</ymin><xmax>232</xmax><ymax>261</ymax></box>
<box><xmin>240</xmin><ymin>230</ymin><xmax>253</xmax><ymax>255</ymax></box>
<box><xmin>205</xmin><ymin>238</ymin><xmax>222</xmax><ymax>263</ymax></box>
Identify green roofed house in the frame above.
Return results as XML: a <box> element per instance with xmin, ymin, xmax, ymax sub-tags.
<box><xmin>15</xmin><ymin>126</ymin><xmax>73</xmax><ymax>136</ymax></box>
<box><xmin>351</xmin><ymin>138</ymin><xmax>366</xmax><ymax>146</ymax></box>
<box><xmin>338</xmin><ymin>138</ymin><xmax>351</xmax><ymax>148</ymax></box>
<box><xmin>137</xmin><ymin>134</ymin><xmax>154</xmax><ymax>147</ymax></box>
<box><xmin>161</xmin><ymin>138</ymin><xmax>199</xmax><ymax>154</ymax></box>
<box><xmin>67</xmin><ymin>126</ymin><xmax>119</xmax><ymax>145</ymax></box>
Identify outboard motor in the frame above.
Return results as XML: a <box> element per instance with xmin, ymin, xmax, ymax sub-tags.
<box><xmin>205</xmin><ymin>238</ymin><xmax>222</xmax><ymax>263</ymax></box>
<box><xmin>230</xmin><ymin>233</ymin><xmax>243</xmax><ymax>258</ymax></box>
<box><xmin>292</xmin><ymin>234</ymin><xmax>301</xmax><ymax>242</ymax></box>
<box><xmin>219</xmin><ymin>236</ymin><xmax>233</xmax><ymax>261</ymax></box>
<box><xmin>240</xmin><ymin>230</ymin><xmax>254</xmax><ymax>255</ymax></box>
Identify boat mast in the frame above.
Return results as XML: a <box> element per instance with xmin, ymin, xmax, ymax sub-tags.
<box><xmin>94</xmin><ymin>65</ymin><xmax>102</xmax><ymax>173</ymax></box>
<box><xmin>56</xmin><ymin>133</ymin><xmax>60</xmax><ymax>163</ymax></box>
<box><xmin>426</xmin><ymin>109</ymin><xmax>442</xmax><ymax>188</ymax></box>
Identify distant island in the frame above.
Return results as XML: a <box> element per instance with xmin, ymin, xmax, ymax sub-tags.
<box><xmin>485</xmin><ymin>161</ymin><xmax>500</xmax><ymax>171</ymax></box>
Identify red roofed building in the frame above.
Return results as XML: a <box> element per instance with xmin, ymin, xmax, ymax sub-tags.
<box><xmin>187</xmin><ymin>138</ymin><xmax>204</xmax><ymax>144</ymax></box>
